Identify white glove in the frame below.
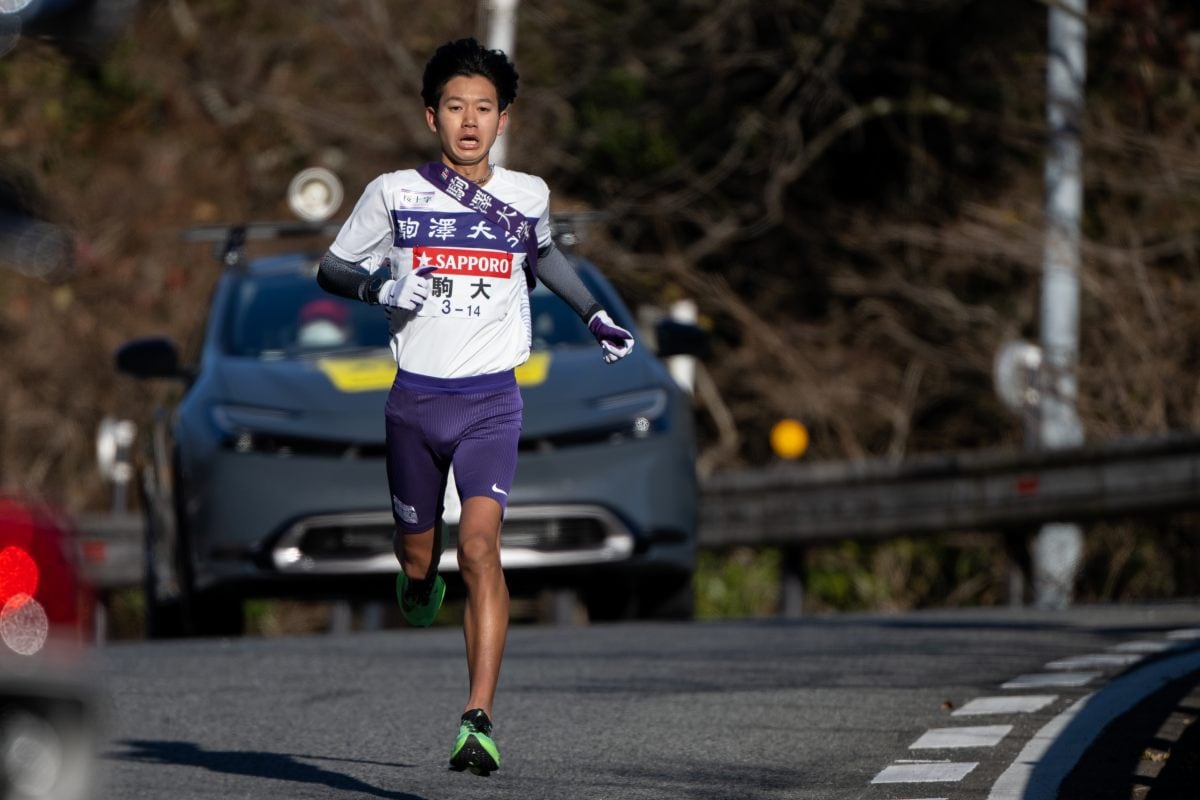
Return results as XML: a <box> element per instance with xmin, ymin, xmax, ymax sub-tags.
<box><xmin>377</xmin><ymin>266</ymin><xmax>435</xmax><ymax>311</ymax></box>
<box><xmin>587</xmin><ymin>310</ymin><xmax>635</xmax><ymax>364</ymax></box>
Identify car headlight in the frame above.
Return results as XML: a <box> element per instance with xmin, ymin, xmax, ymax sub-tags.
<box><xmin>210</xmin><ymin>404</ymin><xmax>294</xmax><ymax>454</ymax></box>
<box><xmin>592</xmin><ymin>388</ymin><xmax>670</xmax><ymax>440</ymax></box>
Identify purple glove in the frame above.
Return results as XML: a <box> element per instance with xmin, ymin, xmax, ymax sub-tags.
<box><xmin>587</xmin><ymin>310</ymin><xmax>635</xmax><ymax>364</ymax></box>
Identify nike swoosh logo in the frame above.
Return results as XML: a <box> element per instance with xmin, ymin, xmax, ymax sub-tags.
<box><xmin>491</xmin><ymin>483</ymin><xmax>508</xmax><ymax>496</ymax></box>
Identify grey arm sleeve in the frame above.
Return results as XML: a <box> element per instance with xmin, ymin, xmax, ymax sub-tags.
<box><xmin>316</xmin><ymin>251</ymin><xmax>381</xmax><ymax>304</ymax></box>
<box><xmin>536</xmin><ymin>243</ymin><xmax>602</xmax><ymax>321</ymax></box>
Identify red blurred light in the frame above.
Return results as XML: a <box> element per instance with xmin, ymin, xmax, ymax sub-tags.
<box><xmin>0</xmin><ymin>545</ymin><xmax>39</xmax><ymax>606</ymax></box>
<box><xmin>0</xmin><ymin>495</ymin><xmax>93</xmax><ymax>638</ymax></box>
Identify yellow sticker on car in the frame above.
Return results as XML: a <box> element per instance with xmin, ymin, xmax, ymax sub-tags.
<box><xmin>317</xmin><ymin>356</ymin><xmax>396</xmax><ymax>393</ymax></box>
<box><xmin>515</xmin><ymin>352</ymin><xmax>550</xmax><ymax>387</ymax></box>
<box><xmin>318</xmin><ymin>352</ymin><xmax>549</xmax><ymax>392</ymax></box>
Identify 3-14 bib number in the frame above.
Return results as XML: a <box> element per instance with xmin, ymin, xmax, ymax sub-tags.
<box><xmin>416</xmin><ymin>274</ymin><xmax>506</xmax><ymax>320</ymax></box>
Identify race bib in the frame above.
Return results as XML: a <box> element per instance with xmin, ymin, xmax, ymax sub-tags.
<box><xmin>413</xmin><ymin>245</ymin><xmax>513</xmax><ymax>320</ymax></box>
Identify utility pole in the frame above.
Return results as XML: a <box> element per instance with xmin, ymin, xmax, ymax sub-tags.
<box><xmin>1034</xmin><ymin>0</ymin><xmax>1087</xmax><ymax>609</ymax></box>
<box><xmin>484</xmin><ymin>0</ymin><xmax>519</xmax><ymax>168</ymax></box>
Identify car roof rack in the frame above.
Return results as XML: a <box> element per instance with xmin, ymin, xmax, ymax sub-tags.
<box><xmin>181</xmin><ymin>222</ymin><xmax>341</xmax><ymax>269</ymax></box>
<box><xmin>183</xmin><ymin>211</ymin><xmax>607</xmax><ymax>270</ymax></box>
<box><xmin>550</xmin><ymin>211</ymin><xmax>608</xmax><ymax>248</ymax></box>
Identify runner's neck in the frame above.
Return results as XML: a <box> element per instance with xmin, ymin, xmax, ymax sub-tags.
<box><xmin>443</xmin><ymin>160</ymin><xmax>495</xmax><ymax>187</ymax></box>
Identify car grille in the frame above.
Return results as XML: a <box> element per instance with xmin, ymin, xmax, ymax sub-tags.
<box><xmin>229</xmin><ymin>432</ymin><xmax>388</xmax><ymax>458</ymax></box>
<box><xmin>271</xmin><ymin>506</ymin><xmax>634</xmax><ymax>574</ymax></box>
<box><xmin>295</xmin><ymin>520</ymin><xmax>394</xmax><ymax>559</ymax></box>
<box><xmin>495</xmin><ymin>517</ymin><xmax>608</xmax><ymax>551</ymax></box>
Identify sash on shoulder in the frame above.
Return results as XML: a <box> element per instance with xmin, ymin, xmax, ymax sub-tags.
<box><xmin>416</xmin><ymin>162</ymin><xmax>538</xmax><ymax>290</ymax></box>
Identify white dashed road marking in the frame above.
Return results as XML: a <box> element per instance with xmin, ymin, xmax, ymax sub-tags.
<box><xmin>1001</xmin><ymin>671</ymin><xmax>1100</xmax><ymax>689</ymax></box>
<box><xmin>1044</xmin><ymin>653</ymin><xmax>1143</xmax><ymax>670</ymax></box>
<box><xmin>1110</xmin><ymin>640</ymin><xmax>1172</xmax><ymax>653</ymax></box>
<box><xmin>953</xmin><ymin>695</ymin><xmax>1057</xmax><ymax>716</ymax></box>
<box><xmin>872</xmin><ymin>760</ymin><xmax>978</xmax><ymax>784</ymax></box>
<box><xmin>910</xmin><ymin>725</ymin><xmax>1012</xmax><ymax>749</ymax></box>
<box><xmin>987</xmin><ymin>645</ymin><xmax>1200</xmax><ymax>800</ymax></box>
<box><xmin>866</xmin><ymin>630</ymin><xmax>1200</xmax><ymax>796</ymax></box>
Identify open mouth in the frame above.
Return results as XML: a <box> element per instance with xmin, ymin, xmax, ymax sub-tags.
<box><xmin>458</xmin><ymin>135</ymin><xmax>481</xmax><ymax>150</ymax></box>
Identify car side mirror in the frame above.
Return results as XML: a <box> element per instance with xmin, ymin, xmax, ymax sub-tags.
<box><xmin>115</xmin><ymin>337</ymin><xmax>187</xmax><ymax>380</ymax></box>
<box><xmin>654</xmin><ymin>319</ymin><xmax>711</xmax><ymax>360</ymax></box>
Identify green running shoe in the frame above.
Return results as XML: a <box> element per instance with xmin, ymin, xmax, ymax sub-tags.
<box><xmin>395</xmin><ymin>572</ymin><xmax>445</xmax><ymax>627</ymax></box>
<box><xmin>449</xmin><ymin>708</ymin><xmax>500</xmax><ymax>776</ymax></box>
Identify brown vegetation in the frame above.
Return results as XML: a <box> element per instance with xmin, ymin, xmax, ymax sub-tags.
<box><xmin>0</xmin><ymin>1</ymin><xmax>1198</xmax><ymax>607</ymax></box>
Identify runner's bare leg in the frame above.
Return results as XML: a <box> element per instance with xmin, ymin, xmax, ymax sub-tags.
<box><xmin>395</xmin><ymin>526</ymin><xmax>437</xmax><ymax>580</ymax></box>
<box><xmin>457</xmin><ymin>496</ymin><xmax>507</xmax><ymax>718</ymax></box>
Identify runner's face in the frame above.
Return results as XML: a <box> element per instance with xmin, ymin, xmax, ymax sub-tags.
<box><xmin>426</xmin><ymin>74</ymin><xmax>508</xmax><ymax>170</ymax></box>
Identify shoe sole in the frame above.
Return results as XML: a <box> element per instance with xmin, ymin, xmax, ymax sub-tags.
<box><xmin>449</xmin><ymin>734</ymin><xmax>500</xmax><ymax>777</ymax></box>
<box><xmin>396</xmin><ymin>573</ymin><xmax>445</xmax><ymax>627</ymax></box>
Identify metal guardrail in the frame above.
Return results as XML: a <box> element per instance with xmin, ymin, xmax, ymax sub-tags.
<box><xmin>74</xmin><ymin>512</ymin><xmax>142</xmax><ymax>592</ymax></box>
<box><xmin>698</xmin><ymin>432</ymin><xmax>1200</xmax><ymax>547</ymax></box>
<box><xmin>73</xmin><ymin>432</ymin><xmax>1200</xmax><ymax>591</ymax></box>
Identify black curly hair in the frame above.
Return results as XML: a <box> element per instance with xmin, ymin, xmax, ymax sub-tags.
<box><xmin>421</xmin><ymin>38</ymin><xmax>519</xmax><ymax>110</ymax></box>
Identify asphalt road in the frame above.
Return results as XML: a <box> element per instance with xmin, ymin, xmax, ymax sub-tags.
<box><xmin>90</xmin><ymin>603</ymin><xmax>1200</xmax><ymax>800</ymax></box>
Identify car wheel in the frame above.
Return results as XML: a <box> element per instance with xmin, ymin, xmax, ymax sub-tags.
<box><xmin>145</xmin><ymin>595</ymin><xmax>188</xmax><ymax>639</ymax></box>
<box><xmin>141</xmin><ymin>491</ymin><xmax>187</xmax><ymax>639</ymax></box>
<box><xmin>582</xmin><ymin>577</ymin><xmax>637</xmax><ymax>623</ymax></box>
<box><xmin>187</xmin><ymin>590</ymin><xmax>245</xmax><ymax>638</ymax></box>
<box><xmin>637</xmin><ymin>572</ymin><xmax>695</xmax><ymax>621</ymax></box>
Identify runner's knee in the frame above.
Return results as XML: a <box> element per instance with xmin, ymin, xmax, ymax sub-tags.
<box><xmin>457</xmin><ymin>531</ymin><xmax>499</xmax><ymax>574</ymax></box>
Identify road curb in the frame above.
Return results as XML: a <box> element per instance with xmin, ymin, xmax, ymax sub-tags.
<box><xmin>987</xmin><ymin>641</ymin><xmax>1200</xmax><ymax>800</ymax></box>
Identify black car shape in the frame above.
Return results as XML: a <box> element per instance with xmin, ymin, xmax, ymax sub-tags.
<box><xmin>116</xmin><ymin>225</ymin><xmax>705</xmax><ymax>636</ymax></box>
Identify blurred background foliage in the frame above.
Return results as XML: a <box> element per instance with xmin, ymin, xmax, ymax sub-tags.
<box><xmin>2</xmin><ymin>0</ymin><xmax>1199</xmax><ymax>621</ymax></box>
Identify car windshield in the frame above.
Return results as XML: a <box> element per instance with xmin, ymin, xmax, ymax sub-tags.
<box><xmin>222</xmin><ymin>267</ymin><xmax>388</xmax><ymax>358</ymax></box>
<box><xmin>530</xmin><ymin>288</ymin><xmax>593</xmax><ymax>350</ymax></box>
<box><xmin>223</xmin><ymin>265</ymin><xmax>594</xmax><ymax>358</ymax></box>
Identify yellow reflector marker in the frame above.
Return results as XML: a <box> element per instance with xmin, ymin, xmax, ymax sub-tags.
<box><xmin>770</xmin><ymin>418</ymin><xmax>809</xmax><ymax>459</ymax></box>
<box><xmin>515</xmin><ymin>352</ymin><xmax>551</xmax><ymax>387</ymax></box>
<box><xmin>317</xmin><ymin>356</ymin><xmax>397</xmax><ymax>393</ymax></box>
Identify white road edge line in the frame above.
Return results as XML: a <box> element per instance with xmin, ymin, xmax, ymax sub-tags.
<box><xmin>987</xmin><ymin>645</ymin><xmax>1200</xmax><ymax>800</ymax></box>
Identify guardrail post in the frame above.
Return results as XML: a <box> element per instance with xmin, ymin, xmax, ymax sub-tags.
<box><xmin>780</xmin><ymin>546</ymin><xmax>806</xmax><ymax>618</ymax></box>
<box><xmin>1033</xmin><ymin>0</ymin><xmax>1087</xmax><ymax>609</ymax></box>
<box><xmin>1004</xmin><ymin>529</ymin><xmax>1032</xmax><ymax>608</ymax></box>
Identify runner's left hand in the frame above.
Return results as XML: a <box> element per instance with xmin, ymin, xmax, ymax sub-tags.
<box><xmin>587</xmin><ymin>310</ymin><xmax>635</xmax><ymax>364</ymax></box>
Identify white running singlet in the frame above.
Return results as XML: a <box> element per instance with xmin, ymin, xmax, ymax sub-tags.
<box><xmin>330</xmin><ymin>166</ymin><xmax>552</xmax><ymax>379</ymax></box>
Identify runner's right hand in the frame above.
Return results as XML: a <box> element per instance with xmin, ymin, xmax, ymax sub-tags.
<box><xmin>377</xmin><ymin>266</ymin><xmax>437</xmax><ymax>311</ymax></box>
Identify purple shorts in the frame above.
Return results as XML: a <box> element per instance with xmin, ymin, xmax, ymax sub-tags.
<box><xmin>384</xmin><ymin>369</ymin><xmax>523</xmax><ymax>533</ymax></box>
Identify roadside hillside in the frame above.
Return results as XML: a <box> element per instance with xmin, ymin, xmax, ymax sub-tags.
<box><xmin>1</xmin><ymin>1</ymin><xmax>1198</xmax><ymax>607</ymax></box>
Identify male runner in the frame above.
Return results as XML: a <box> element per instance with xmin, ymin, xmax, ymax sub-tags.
<box><xmin>315</xmin><ymin>38</ymin><xmax>635</xmax><ymax>776</ymax></box>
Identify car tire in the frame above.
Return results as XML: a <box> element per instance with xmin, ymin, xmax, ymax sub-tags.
<box><xmin>145</xmin><ymin>595</ymin><xmax>188</xmax><ymax>640</ymax></box>
<box><xmin>141</xmin><ymin>483</ymin><xmax>188</xmax><ymax>639</ymax></box>
<box><xmin>187</xmin><ymin>590</ymin><xmax>245</xmax><ymax>638</ymax></box>
<box><xmin>637</xmin><ymin>572</ymin><xmax>695</xmax><ymax>621</ymax></box>
<box><xmin>582</xmin><ymin>577</ymin><xmax>637</xmax><ymax>622</ymax></box>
